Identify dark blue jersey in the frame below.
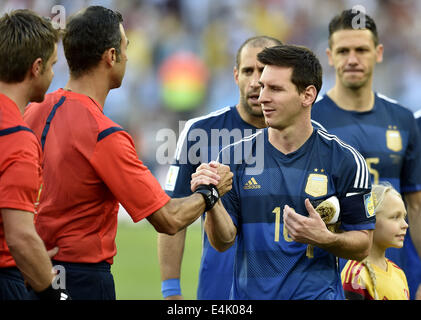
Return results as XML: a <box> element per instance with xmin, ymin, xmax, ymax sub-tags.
<box><xmin>164</xmin><ymin>106</ymin><xmax>259</xmax><ymax>300</ymax></box>
<box><xmin>415</xmin><ymin>109</ymin><xmax>421</xmax><ymax>130</ymax></box>
<box><xmin>164</xmin><ymin>106</ymin><xmax>331</xmax><ymax>300</ymax></box>
<box><xmin>312</xmin><ymin>93</ymin><xmax>421</xmax><ymax>299</ymax></box>
<box><xmin>219</xmin><ymin>128</ymin><xmax>375</xmax><ymax>300</ymax></box>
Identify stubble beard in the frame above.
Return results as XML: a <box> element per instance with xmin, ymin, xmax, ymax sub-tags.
<box><xmin>240</xmin><ymin>96</ymin><xmax>264</xmax><ymax>118</ymax></box>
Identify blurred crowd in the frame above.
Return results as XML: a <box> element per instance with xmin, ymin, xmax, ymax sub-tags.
<box><xmin>2</xmin><ymin>0</ymin><xmax>421</xmax><ymax>183</ymax></box>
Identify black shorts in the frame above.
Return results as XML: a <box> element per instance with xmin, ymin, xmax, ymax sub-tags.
<box><xmin>33</xmin><ymin>260</ymin><xmax>116</xmax><ymax>300</ymax></box>
<box><xmin>0</xmin><ymin>267</ymin><xmax>29</xmax><ymax>300</ymax></box>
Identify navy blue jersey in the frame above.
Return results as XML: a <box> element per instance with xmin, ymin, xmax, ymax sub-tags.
<box><xmin>164</xmin><ymin>106</ymin><xmax>259</xmax><ymax>300</ymax></box>
<box><xmin>415</xmin><ymin>109</ymin><xmax>421</xmax><ymax>130</ymax></box>
<box><xmin>312</xmin><ymin>93</ymin><xmax>421</xmax><ymax>299</ymax></box>
<box><xmin>219</xmin><ymin>128</ymin><xmax>375</xmax><ymax>300</ymax></box>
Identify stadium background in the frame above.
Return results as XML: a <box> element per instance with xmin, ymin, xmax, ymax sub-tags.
<box><xmin>2</xmin><ymin>0</ymin><xmax>421</xmax><ymax>299</ymax></box>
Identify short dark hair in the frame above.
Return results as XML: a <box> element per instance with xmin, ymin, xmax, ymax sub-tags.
<box><xmin>328</xmin><ymin>9</ymin><xmax>379</xmax><ymax>47</ymax></box>
<box><xmin>236</xmin><ymin>36</ymin><xmax>283</xmax><ymax>69</ymax></box>
<box><xmin>63</xmin><ymin>6</ymin><xmax>123</xmax><ymax>78</ymax></box>
<box><xmin>257</xmin><ymin>44</ymin><xmax>323</xmax><ymax>98</ymax></box>
<box><xmin>0</xmin><ymin>9</ymin><xmax>59</xmax><ymax>83</ymax></box>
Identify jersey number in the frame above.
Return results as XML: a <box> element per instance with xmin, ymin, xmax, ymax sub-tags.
<box><xmin>366</xmin><ymin>157</ymin><xmax>380</xmax><ymax>184</ymax></box>
<box><xmin>272</xmin><ymin>207</ymin><xmax>293</xmax><ymax>242</ymax></box>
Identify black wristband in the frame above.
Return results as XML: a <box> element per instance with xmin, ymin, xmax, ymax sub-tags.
<box><xmin>35</xmin><ymin>284</ymin><xmax>71</xmax><ymax>300</ymax></box>
<box><xmin>194</xmin><ymin>184</ymin><xmax>220</xmax><ymax>211</ymax></box>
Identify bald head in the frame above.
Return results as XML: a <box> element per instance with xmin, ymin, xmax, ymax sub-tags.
<box><xmin>235</xmin><ymin>36</ymin><xmax>283</xmax><ymax>69</ymax></box>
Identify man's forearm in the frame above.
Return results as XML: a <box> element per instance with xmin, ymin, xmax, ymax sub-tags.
<box><xmin>158</xmin><ymin>229</ymin><xmax>186</xmax><ymax>280</ymax></box>
<box><xmin>148</xmin><ymin>193</ymin><xmax>207</xmax><ymax>235</ymax></box>
<box><xmin>9</xmin><ymin>235</ymin><xmax>54</xmax><ymax>291</ymax></box>
<box><xmin>204</xmin><ymin>201</ymin><xmax>236</xmax><ymax>252</ymax></box>
<box><xmin>157</xmin><ymin>230</ymin><xmax>186</xmax><ymax>299</ymax></box>
<box><xmin>2</xmin><ymin>209</ymin><xmax>54</xmax><ymax>292</ymax></box>
<box><xmin>318</xmin><ymin>229</ymin><xmax>373</xmax><ymax>261</ymax></box>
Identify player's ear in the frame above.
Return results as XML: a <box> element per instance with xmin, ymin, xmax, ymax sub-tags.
<box><xmin>103</xmin><ymin>47</ymin><xmax>117</xmax><ymax>67</ymax></box>
<box><xmin>375</xmin><ymin>43</ymin><xmax>384</xmax><ymax>63</ymax></box>
<box><xmin>30</xmin><ymin>58</ymin><xmax>43</xmax><ymax>78</ymax></box>
<box><xmin>233</xmin><ymin>66</ymin><xmax>239</xmax><ymax>85</ymax></box>
<box><xmin>301</xmin><ymin>85</ymin><xmax>317</xmax><ymax>108</ymax></box>
<box><xmin>326</xmin><ymin>48</ymin><xmax>334</xmax><ymax>67</ymax></box>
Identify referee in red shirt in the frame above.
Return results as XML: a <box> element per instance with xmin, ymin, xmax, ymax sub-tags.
<box><xmin>0</xmin><ymin>10</ymin><xmax>70</xmax><ymax>300</ymax></box>
<box><xmin>24</xmin><ymin>6</ymin><xmax>232</xmax><ymax>300</ymax></box>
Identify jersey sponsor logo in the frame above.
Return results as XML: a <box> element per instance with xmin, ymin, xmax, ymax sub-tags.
<box><xmin>386</xmin><ymin>127</ymin><xmax>402</xmax><ymax>152</ymax></box>
<box><xmin>305</xmin><ymin>173</ymin><xmax>328</xmax><ymax>197</ymax></box>
<box><xmin>164</xmin><ymin>165</ymin><xmax>180</xmax><ymax>191</ymax></box>
<box><xmin>364</xmin><ymin>192</ymin><xmax>375</xmax><ymax>218</ymax></box>
<box><xmin>243</xmin><ymin>177</ymin><xmax>261</xmax><ymax>190</ymax></box>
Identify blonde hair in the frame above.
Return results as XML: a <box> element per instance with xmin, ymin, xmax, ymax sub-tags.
<box><xmin>371</xmin><ymin>182</ymin><xmax>401</xmax><ymax>214</ymax></box>
<box><xmin>361</xmin><ymin>259</ymin><xmax>380</xmax><ymax>300</ymax></box>
<box><xmin>362</xmin><ymin>182</ymin><xmax>402</xmax><ymax>300</ymax></box>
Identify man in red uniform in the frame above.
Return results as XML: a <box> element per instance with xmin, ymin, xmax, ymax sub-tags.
<box><xmin>0</xmin><ymin>9</ymin><xmax>70</xmax><ymax>300</ymax></box>
<box><xmin>24</xmin><ymin>6</ymin><xmax>232</xmax><ymax>300</ymax></box>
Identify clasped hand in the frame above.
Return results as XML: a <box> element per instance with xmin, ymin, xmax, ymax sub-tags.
<box><xmin>190</xmin><ymin>161</ymin><xmax>233</xmax><ymax>197</ymax></box>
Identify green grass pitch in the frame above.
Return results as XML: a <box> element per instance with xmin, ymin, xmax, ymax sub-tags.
<box><xmin>112</xmin><ymin>220</ymin><xmax>202</xmax><ymax>300</ymax></box>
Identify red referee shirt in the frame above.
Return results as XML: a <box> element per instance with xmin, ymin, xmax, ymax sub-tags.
<box><xmin>0</xmin><ymin>93</ymin><xmax>42</xmax><ymax>268</ymax></box>
<box><xmin>24</xmin><ymin>89</ymin><xmax>170</xmax><ymax>264</ymax></box>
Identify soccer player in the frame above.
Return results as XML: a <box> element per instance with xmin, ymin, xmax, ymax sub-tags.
<box><xmin>158</xmin><ymin>36</ymin><xmax>282</xmax><ymax>300</ymax></box>
<box><xmin>0</xmin><ymin>9</ymin><xmax>70</xmax><ymax>300</ymax></box>
<box><xmin>192</xmin><ymin>45</ymin><xmax>375</xmax><ymax>299</ymax></box>
<box><xmin>311</xmin><ymin>9</ymin><xmax>421</xmax><ymax>299</ymax></box>
<box><xmin>342</xmin><ymin>183</ymin><xmax>409</xmax><ymax>300</ymax></box>
<box><xmin>23</xmin><ymin>6</ymin><xmax>232</xmax><ymax>300</ymax></box>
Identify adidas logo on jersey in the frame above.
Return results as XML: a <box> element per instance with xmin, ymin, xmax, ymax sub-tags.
<box><xmin>244</xmin><ymin>177</ymin><xmax>261</xmax><ymax>190</ymax></box>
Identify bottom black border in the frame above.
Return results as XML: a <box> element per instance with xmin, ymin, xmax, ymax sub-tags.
<box><xmin>1</xmin><ymin>299</ymin><xmax>417</xmax><ymax>318</ymax></box>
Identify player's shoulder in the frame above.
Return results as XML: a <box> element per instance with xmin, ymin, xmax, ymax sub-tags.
<box><xmin>184</xmin><ymin>106</ymin><xmax>233</xmax><ymax>132</ymax></box>
<box><xmin>375</xmin><ymin>92</ymin><xmax>414</xmax><ymax>118</ymax></box>
<box><xmin>315</xmin><ymin>128</ymin><xmax>362</xmax><ymax>158</ymax></box>
<box><xmin>315</xmin><ymin>128</ymin><xmax>368</xmax><ymax>184</ymax></box>
<box><xmin>0</xmin><ymin>95</ymin><xmax>37</xmax><ymax>142</ymax></box>
<box><xmin>0</xmin><ymin>96</ymin><xmax>23</xmax><ymax>129</ymax></box>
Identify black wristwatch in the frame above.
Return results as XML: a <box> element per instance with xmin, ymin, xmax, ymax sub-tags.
<box><xmin>194</xmin><ymin>184</ymin><xmax>220</xmax><ymax>211</ymax></box>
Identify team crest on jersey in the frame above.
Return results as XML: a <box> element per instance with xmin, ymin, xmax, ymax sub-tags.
<box><xmin>386</xmin><ymin>128</ymin><xmax>402</xmax><ymax>152</ymax></box>
<box><xmin>305</xmin><ymin>173</ymin><xmax>328</xmax><ymax>197</ymax></box>
<box><xmin>364</xmin><ymin>192</ymin><xmax>375</xmax><ymax>218</ymax></box>
<box><xmin>244</xmin><ymin>177</ymin><xmax>261</xmax><ymax>190</ymax></box>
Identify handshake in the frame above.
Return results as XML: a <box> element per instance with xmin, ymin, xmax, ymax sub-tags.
<box><xmin>190</xmin><ymin>161</ymin><xmax>233</xmax><ymax>211</ymax></box>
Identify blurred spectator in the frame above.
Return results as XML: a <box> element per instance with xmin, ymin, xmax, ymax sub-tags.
<box><xmin>2</xmin><ymin>0</ymin><xmax>421</xmax><ymax>184</ymax></box>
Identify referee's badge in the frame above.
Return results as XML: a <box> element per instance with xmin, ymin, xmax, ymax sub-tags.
<box><xmin>364</xmin><ymin>192</ymin><xmax>375</xmax><ymax>218</ymax></box>
<box><xmin>305</xmin><ymin>173</ymin><xmax>328</xmax><ymax>197</ymax></box>
<box><xmin>386</xmin><ymin>128</ymin><xmax>402</xmax><ymax>152</ymax></box>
